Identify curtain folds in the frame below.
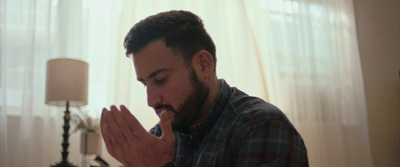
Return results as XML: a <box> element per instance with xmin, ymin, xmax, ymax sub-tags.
<box><xmin>0</xmin><ymin>0</ymin><xmax>373</xmax><ymax>166</ymax></box>
<box><xmin>242</xmin><ymin>0</ymin><xmax>373</xmax><ymax>166</ymax></box>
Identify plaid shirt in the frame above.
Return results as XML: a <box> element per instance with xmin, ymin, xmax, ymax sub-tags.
<box><xmin>150</xmin><ymin>80</ymin><xmax>309</xmax><ymax>167</ymax></box>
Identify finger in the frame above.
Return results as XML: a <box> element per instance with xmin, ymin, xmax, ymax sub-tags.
<box><xmin>100</xmin><ymin>108</ymin><xmax>108</xmax><ymax>133</ymax></box>
<box><xmin>104</xmin><ymin>124</ymin><xmax>131</xmax><ymax>165</ymax></box>
<box><xmin>109</xmin><ymin>105</ymin><xmax>138</xmax><ymax>142</ymax></box>
<box><xmin>100</xmin><ymin>108</ymin><xmax>111</xmax><ymax>145</ymax></box>
<box><xmin>160</xmin><ymin>110</ymin><xmax>174</xmax><ymax>142</ymax></box>
<box><xmin>111</xmin><ymin>136</ymin><xmax>130</xmax><ymax>165</ymax></box>
<box><xmin>103</xmin><ymin>106</ymin><xmax>116</xmax><ymax>125</ymax></box>
<box><xmin>120</xmin><ymin>105</ymin><xmax>149</xmax><ymax>139</ymax></box>
<box><xmin>102</xmin><ymin>118</ymin><xmax>132</xmax><ymax>166</ymax></box>
<box><xmin>101</xmin><ymin>123</ymin><xmax>116</xmax><ymax>156</ymax></box>
<box><xmin>104</xmin><ymin>106</ymin><xmax>131</xmax><ymax>145</ymax></box>
<box><xmin>101</xmin><ymin>109</ymin><xmax>118</xmax><ymax>152</ymax></box>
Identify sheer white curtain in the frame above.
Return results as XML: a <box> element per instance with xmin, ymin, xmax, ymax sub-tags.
<box><xmin>243</xmin><ymin>0</ymin><xmax>373</xmax><ymax>166</ymax></box>
<box><xmin>0</xmin><ymin>0</ymin><xmax>122</xmax><ymax>166</ymax></box>
<box><xmin>0</xmin><ymin>0</ymin><xmax>373</xmax><ymax>166</ymax></box>
<box><xmin>0</xmin><ymin>0</ymin><xmax>64</xmax><ymax>166</ymax></box>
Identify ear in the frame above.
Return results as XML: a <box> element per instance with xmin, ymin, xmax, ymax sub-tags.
<box><xmin>192</xmin><ymin>50</ymin><xmax>214</xmax><ymax>80</ymax></box>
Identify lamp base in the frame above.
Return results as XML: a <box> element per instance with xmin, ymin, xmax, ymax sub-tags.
<box><xmin>51</xmin><ymin>101</ymin><xmax>76</xmax><ymax>167</ymax></box>
<box><xmin>51</xmin><ymin>161</ymin><xmax>77</xmax><ymax>167</ymax></box>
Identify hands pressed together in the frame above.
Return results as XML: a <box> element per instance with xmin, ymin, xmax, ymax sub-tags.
<box><xmin>100</xmin><ymin>105</ymin><xmax>175</xmax><ymax>167</ymax></box>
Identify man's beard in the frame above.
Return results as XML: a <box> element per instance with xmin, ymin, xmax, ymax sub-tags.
<box><xmin>173</xmin><ymin>68</ymin><xmax>209</xmax><ymax>131</ymax></box>
<box><xmin>155</xmin><ymin>67</ymin><xmax>209</xmax><ymax>132</ymax></box>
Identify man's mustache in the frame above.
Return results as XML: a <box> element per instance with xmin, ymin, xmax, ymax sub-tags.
<box><xmin>154</xmin><ymin>104</ymin><xmax>173</xmax><ymax>111</ymax></box>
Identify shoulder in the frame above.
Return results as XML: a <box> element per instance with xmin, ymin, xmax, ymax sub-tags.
<box><xmin>227</xmin><ymin>87</ymin><xmax>289</xmax><ymax>126</ymax></box>
<box><xmin>221</xmin><ymin>87</ymin><xmax>300</xmax><ymax>142</ymax></box>
<box><xmin>222</xmin><ymin>88</ymin><xmax>308</xmax><ymax>164</ymax></box>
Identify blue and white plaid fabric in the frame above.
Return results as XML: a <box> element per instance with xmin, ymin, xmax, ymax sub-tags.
<box><xmin>151</xmin><ymin>79</ymin><xmax>309</xmax><ymax>167</ymax></box>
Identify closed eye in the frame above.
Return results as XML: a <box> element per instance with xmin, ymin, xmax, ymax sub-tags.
<box><xmin>137</xmin><ymin>68</ymin><xmax>171</xmax><ymax>87</ymax></box>
<box><xmin>154</xmin><ymin>77</ymin><xmax>167</xmax><ymax>86</ymax></box>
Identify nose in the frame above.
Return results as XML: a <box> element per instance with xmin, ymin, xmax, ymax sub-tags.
<box><xmin>146</xmin><ymin>85</ymin><xmax>161</xmax><ymax>107</ymax></box>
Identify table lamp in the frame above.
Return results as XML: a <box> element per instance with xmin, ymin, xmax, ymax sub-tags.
<box><xmin>45</xmin><ymin>58</ymin><xmax>89</xmax><ymax>167</ymax></box>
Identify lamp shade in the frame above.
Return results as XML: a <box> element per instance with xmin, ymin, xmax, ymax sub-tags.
<box><xmin>45</xmin><ymin>58</ymin><xmax>89</xmax><ymax>107</ymax></box>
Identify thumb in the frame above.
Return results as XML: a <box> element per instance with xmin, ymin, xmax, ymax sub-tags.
<box><xmin>160</xmin><ymin>110</ymin><xmax>174</xmax><ymax>141</ymax></box>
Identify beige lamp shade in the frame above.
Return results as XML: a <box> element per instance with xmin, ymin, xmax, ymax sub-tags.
<box><xmin>45</xmin><ymin>58</ymin><xmax>89</xmax><ymax>106</ymax></box>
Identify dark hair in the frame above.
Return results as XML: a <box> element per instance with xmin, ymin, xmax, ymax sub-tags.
<box><xmin>123</xmin><ymin>10</ymin><xmax>216</xmax><ymax>70</ymax></box>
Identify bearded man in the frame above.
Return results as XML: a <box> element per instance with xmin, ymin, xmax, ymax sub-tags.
<box><xmin>100</xmin><ymin>10</ymin><xmax>309</xmax><ymax>167</ymax></box>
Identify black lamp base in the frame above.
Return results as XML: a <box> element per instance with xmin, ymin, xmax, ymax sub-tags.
<box><xmin>51</xmin><ymin>101</ymin><xmax>76</xmax><ymax>167</ymax></box>
<box><xmin>51</xmin><ymin>162</ymin><xmax>77</xmax><ymax>167</ymax></box>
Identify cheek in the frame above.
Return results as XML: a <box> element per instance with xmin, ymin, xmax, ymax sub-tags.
<box><xmin>163</xmin><ymin>77</ymin><xmax>192</xmax><ymax>108</ymax></box>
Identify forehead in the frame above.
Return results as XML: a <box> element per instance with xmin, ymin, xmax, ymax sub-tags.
<box><xmin>133</xmin><ymin>39</ymin><xmax>185</xmax><ymax>79</ymax></box>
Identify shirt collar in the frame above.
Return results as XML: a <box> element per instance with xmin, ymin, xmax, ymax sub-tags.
<box><xmin>201</xmin><ymin>79</ymin><xmax>231</xmax><ymax>127</ymax></box>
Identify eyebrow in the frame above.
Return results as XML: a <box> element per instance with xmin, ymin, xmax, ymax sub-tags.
<box><xmin>137</xmin><ymin>68</ymin><xmax>170</xmax><ymax>82</ymax></box>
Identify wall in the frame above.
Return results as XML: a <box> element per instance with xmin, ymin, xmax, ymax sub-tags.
<box><xmin>353</xmin><ymin>0</ymin><xmax>400</xmax><ymax>167</ymax></box>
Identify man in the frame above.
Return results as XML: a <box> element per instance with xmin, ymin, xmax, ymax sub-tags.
<box><xmin>101</xmin><ymin>10</ymin><xmax>308</xmax><ymax>167</ymax></box>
